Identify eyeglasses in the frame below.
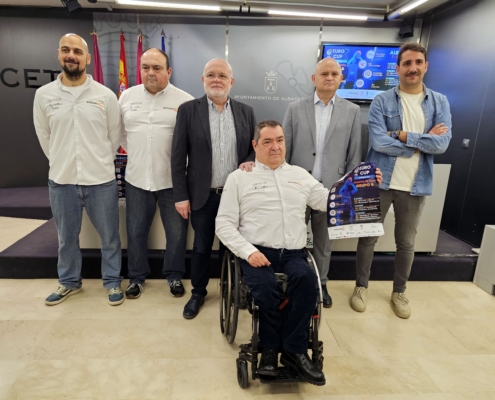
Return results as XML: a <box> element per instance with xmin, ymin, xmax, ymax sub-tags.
<box><xmin>204</xmin><ymin>73</ymin><xmax>230</xmax><ymax>81</ymax></box>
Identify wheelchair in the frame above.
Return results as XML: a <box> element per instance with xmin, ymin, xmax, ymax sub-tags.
<box><xmin>219</xmin><ymin>248</ymin><xmax>324</xmax><ymax>388</ymax></box>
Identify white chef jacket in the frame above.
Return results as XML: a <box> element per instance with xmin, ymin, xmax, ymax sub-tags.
<box><xmin>119</xmin><ymin>83</ymin><xmax>194</xmax><ymax>191</ymax></box>
<box><xmin>215</xmin><ymin>160</ymin><xmax>330</xmax><ymax>260</ymax></box>
<box><xmin>33</xmin><ymin>74</ymin><xmax>121</xmax><ymax>185</ymax></box>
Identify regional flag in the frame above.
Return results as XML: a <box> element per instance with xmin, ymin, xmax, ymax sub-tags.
<box><xmin>161</xmin><ymin>29</ymin><xmax>166</xmax><ymax>52</ymax></box>
<box><xmin>118</xmin><ymin>31</ymin><xmax>128</xmax><ymax>98</ymax></box>
<box><xmin>92</xmin><ymin>32</ymin><xmax>104</xmax><ymax>85</ymax></box>
<box><xmin>136</xmin><ymin>34</ymin><xmax>143</xmax><ymax>86</ymax></box>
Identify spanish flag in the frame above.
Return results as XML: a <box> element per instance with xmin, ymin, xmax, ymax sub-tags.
<box><xmin>118</xmin><ymin>31</ymin><xmax>128</xmax><ymax>98</ymax></box>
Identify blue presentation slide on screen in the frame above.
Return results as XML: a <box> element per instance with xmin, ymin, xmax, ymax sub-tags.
<box><xmin>322</xmin><ymin>44</ymin><xmax>400</xmax><ymax>101</ymax></box>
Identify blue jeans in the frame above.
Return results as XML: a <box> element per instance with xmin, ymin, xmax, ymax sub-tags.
<box><xmin>125</xmin><ymin>182</ymin><xmax>188</xmax><ymax>284</ymax></box>
<box><xmin>240</xmin><ymin>245</ymin><xmax>317</xmax><ymax>354</ymax></box>
<box><xmin>190</xmin><ymin>191</ymin><xmax>224</xmax><ymax>297</ymax></box>
<box><xmin>48</xmin><ymin>179</ymin><xmax>122</xmax><ymax>290</ymax></box>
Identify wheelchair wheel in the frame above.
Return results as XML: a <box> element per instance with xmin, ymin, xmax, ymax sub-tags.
<box><xmin>226</xmin><ymin>255</ymin><xmax>241</xmax><ymax>344</ymax></box>
<box><xmin>305</xmin><ymin>250</ymin><xmax>322</xmax><ymax>330</ymax></box>
<box><xmin>219</xmin><ymin>251</ymin><xmax>231</xmax><ymax>335</ymax></box>
<box><xmin>236</xmin><ymin>358</ymin><xmax>249</xmax><ymax>389</ymax></box>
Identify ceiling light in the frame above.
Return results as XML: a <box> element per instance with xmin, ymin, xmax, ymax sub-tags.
<box><xmin>268</xmin><ymin>9</ymin><xmax>368</xmax><ymax>21</ymax></box>
<box><xmin>387</xmin><ymin>0</ymin><xmax>428</xmax><ymax>20</ymax></box>
<box><xmin>115</xmin><ymin>0</ymin><xmax>221</xmax><ymax>11</ymax></box>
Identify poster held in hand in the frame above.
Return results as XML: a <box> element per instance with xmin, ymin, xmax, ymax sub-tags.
<box><xmin>327</xmin><ymin>162</ymin><xmax>384</xmax><ymax>240</ymax></box>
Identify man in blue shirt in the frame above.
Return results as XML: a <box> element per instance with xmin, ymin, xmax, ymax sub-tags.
<box><xmin>351</xmin><ymin>42</ymin><xmax>452</xmax><ymax>319</ymax></box>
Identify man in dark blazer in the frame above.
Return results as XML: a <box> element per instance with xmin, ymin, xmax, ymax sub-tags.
<box><xmin>172</xmin><ymin>58</ymin><xmax>257</xmax><ymax>319</ymax></box>
<box><xmin>282</xmin><ymin>57</ymin><xmax>362</xmax><ymax>308</ymax></box>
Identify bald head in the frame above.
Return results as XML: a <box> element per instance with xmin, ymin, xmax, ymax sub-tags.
<box><xmin>58</xmin><ymin>33</ymin><xmax>91</xmax><ymax>83</ymax></box>
<box><xmin>312</xmin><ymin>57</ymin><xmax>343</xmax><ymax>99</ymax></box>
<box><xmin>59</xmin><ymin>33</ymin><xmax>88</xmax><ymax>53</ymax></box>
<box><xmin>314</xmin><ymin>57</ymin><xmax>341</xmax><ymax>75</ymax></box>
<box><xmin>203</xmin><ymin>58</ymin><xmax>233</xmax><ymax>77</ymax></box>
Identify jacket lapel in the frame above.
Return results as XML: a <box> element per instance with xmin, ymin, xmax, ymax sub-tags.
<box><xmin>324</xmin><ymin>95</ymin><xmax>342</xmax><ymax>148</ymax></box>
<box><xmin>304</xmin><ymin>96</ymin><xmax>317</xmax><ymax>149</ymax></box>
<box><xmin>197</xmin><ymin>95</ymin><xmax>212</xmax><ymax>151</ymax></box>
<box><xmin>230</xmin><ymin>98</ymin><xmax>243</xmax><ymax>155</ymax></box>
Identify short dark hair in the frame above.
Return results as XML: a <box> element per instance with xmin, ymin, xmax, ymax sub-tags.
<box><xmin>254</xmin><ymin>120</ymin><xmax>284</xmax><ymax>143</ymax></box>
<box><xmin>397</xmin><ymin>42</ymin><xmax>427</xmax><ymax>66</ymax></box>
<box><xmin>142</xmin><ymin>48</ymin><xmax>170</xmax><ymax>70</ymax></box>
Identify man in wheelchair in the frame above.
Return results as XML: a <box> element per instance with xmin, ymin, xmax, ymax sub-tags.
<box><xmin>215</xmin><ymin>119</ymin><xmax>383</xmax><ymax>385</ymax></box>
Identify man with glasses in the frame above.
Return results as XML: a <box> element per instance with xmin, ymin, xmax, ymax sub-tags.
<box><xmin>172</xmin><ymin>58</ymin><xmax>257</xmax><ymax>319</ymax></box>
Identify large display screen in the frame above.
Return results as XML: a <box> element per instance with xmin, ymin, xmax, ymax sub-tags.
<box><xmin>321</xmin><ymin>43</ymin><xmax>401</xmax><ymax>102</ymax></box>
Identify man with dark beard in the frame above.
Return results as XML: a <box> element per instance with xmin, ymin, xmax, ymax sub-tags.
<box><xmin>351</xmin><ymin>42</ymin><xmax>452</xmax><ymax>318</ymax></box>
<box><xmin>33</xmin><ymin>34</ymin><xmax>124</xmax><ymax>306</ymax></box>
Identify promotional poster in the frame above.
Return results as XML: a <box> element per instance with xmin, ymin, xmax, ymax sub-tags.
<box><xmin>327</xmin><ymin>162</ymin><xmax>384</xmax><ymax>240</ymax></box>
<box><xmin>115</xmin><ymin>147</ymin><xmax>127</xmax><ymax>207</ymax></box>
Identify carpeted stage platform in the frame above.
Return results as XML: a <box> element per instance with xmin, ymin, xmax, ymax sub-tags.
<box><xmin>0</xmin><ymin>187</ymin><xmax>478</xmax><ymax>281</ymax></box>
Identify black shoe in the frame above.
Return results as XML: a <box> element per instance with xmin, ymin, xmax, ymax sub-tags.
<box><xmin>169</xmin><ymin>280</ymin><xmax>185</xmax><ymax>298</ymax></box>
<box><xmin>280</xmin><ymin>351</ymin><xmax>325</xmax><ymax>386</ymax></box>
<box><xmin>321</xmin><ymin>284</ymin><xmax>333</xmax><ymax>308</ymax></box>
<box><xmin>125</xmin><ymin>283</ymin><xmax>143</xmax><ymax>299</ymax></box>
<box><xmin>183</xmin><ymin>294</ymin><xmax>205</xmax><ymax>319</ymax></box>
<box><xmin>258</xmin><ymin>349</ymin><xmax>278</xmax><ymax>376</ymax></box>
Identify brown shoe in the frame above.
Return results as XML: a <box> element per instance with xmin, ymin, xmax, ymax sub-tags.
<box><xmin>391</xmin><ymin>292</ymin><xmax>411</xmax><ymax>319</ymax></box>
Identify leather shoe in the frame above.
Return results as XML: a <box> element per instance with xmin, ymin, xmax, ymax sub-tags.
<box><xmin>321</xmin><ymin>284</ymin><xmax>332</xmax><ymax>308</ymax></box>
<box><xmin>280</xmin><ymin>351</ymin><xmax>325</xmax><ymax>386</ymax></box>
<box><xmin>258</xmin><ymin>349</ymin><xmax>278</xmax><ymax>376</ymax></box>
<box><xmin>183</xmin><ymin>294</ymin><xmax>205</xmax><ymax>319</ymax></box>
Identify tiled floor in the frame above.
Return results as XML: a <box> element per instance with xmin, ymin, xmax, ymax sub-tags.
<box><xmin>1</xmin><ymin>219</ymin><xmax>495</xmax><ymax>399</ymax></box>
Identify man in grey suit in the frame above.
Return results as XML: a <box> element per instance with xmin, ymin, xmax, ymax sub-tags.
<box><xmin>172</xmin><ymin>58</ymin><xmax>257</xmax><ymax>319</ymax></box>
<box><xmin>282</xmin><ymin>57</ymin><xmax>362</xmax><ymax>308</ymax></box>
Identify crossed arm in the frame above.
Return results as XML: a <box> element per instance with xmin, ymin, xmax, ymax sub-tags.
<box><xmin>368</xmin><ymin>95</ymin><xmax>452</xmax><ymax>157</ymax></box>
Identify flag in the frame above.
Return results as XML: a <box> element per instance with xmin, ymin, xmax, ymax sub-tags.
<box><xmin>161</xmin><ymin>29</ymin><xmax>166</xmax><ymax>52</ymax></box>
<box><xmin>118</xmin><ymin>31</ymin><xmax>129</xmax><ymax>98</ymax></box>
<box><xmin>92</xmin><ymin>32</ymin><xmax>104</xmax><ymax>84</ymax></box>
<box><xmin>136</xmin><ymin>34</ymin><xmax>143</xmax><ymax>85</ymax></box>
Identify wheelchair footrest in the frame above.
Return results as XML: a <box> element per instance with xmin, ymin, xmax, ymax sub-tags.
<box><xmin>259</xmin><ymin>366</ymin><xmax>301</xmax><ymax>383</ymax></box>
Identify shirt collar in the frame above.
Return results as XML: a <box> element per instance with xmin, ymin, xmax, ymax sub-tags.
<box><xmin>394</xmin><ymin>83</ymin><xmax>430</xmax><ymax>99</ymax></box>
<box><xmin>142</xmin><ymin>82</ymin><xmax>172</xmax><ymax>96</ymax></box>
<box><xmin>314</xmin><ymin>91</ymin><xmax>336</xmax><ymax>106</ymax></box>
<box><xmin>207</xmin><ymin>96</ymin><xmax>230</xmax><ymax>110</ymax></box>
<box><xmin>56</xmin><ymin>73</ymin><xmax>93</xmax><ymax>90</ymax></box>
<box><xmin>255</xmin><ymin>159</ymin><xmax>287</xmax><ymax>170</ymax></box>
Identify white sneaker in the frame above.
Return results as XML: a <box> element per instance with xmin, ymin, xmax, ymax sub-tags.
<box><xmin>350</xmin><ymin>286</ymin><xmax>367</xmax><ymax>312</ymax></box>
<box><xmin>391</xmin><ymin>292</ymin><xmax>411</xmax><ymax>319</ymax></box>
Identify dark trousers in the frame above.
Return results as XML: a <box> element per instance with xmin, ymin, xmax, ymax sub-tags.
<box><xmin>126</xmin><ymin>182</ymin><xmax>188</xmax><ymax>284</ymax></box>
<box><xmin>190</xmin><ymin>191</ymin><xmax>224</xmax><ymax>296</ymax></box>
<box><xmin>240</xmin><ymin>245</ymin><xmax>317</xmax><ymax>354</ymax></box>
